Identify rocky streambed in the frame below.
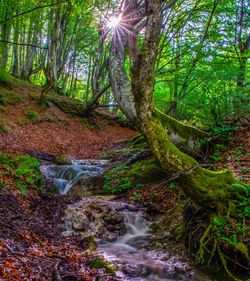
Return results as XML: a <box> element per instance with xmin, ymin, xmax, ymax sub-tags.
<box><xmin>40</xmin><ymin>159</ymin><xmax>201</xmax><ymax>281</ymax></box>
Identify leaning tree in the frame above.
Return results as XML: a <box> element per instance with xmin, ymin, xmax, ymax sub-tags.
<box><xmin>107</xmin><ymin>0</ymin><xmax>250</xmax><ymax>278</ymax></box>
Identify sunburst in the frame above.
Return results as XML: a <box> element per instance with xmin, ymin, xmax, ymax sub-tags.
<box><xmin>107</xmin><ymin>15</ymin><xmax>122</xmax><ymax>29</ymax></box>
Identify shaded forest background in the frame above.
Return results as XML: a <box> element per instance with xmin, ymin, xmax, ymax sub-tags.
<box><xmin>0</xmin><ymin>0</ymin><xmax>249</xmax><ymax>129</ymax></box>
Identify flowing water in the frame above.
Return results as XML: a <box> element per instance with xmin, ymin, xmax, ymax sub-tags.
<box><xmin>41</xmin><ymin>160</ymin><xmax>195</xmax><ymax>281</ymax></box>
<box><xmin>40</xmin><ymin>159</ymin><xmax>107</xmax><ymax>194</ymax></box>
<box><xmin>97</xmin><ymin>204</ymin><xmax>193</xmax><ymax>281</ymax></box>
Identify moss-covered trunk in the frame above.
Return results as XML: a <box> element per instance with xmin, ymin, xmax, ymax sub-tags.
<box><xmin>108</xmin><ymin>1</ymin><xmax>249</xmax><ymax>277</ymax></box>
<box><xmin>130</xmin><ymin>0</ymin><xmax>237</xmax><ymax>214</ymax></box>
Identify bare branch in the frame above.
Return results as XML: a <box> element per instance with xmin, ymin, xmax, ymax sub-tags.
<box><xmin>0</xmin><ymin>0</ymin><xmax>68</xmax><ymax>24</ymax></box>
<box><xmin>0</xmin><ymin>40</ymin><xmax>48</xmax><ymax>50</ymax></box>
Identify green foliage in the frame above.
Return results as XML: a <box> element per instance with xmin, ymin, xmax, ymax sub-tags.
<box><xmin>169</xmin><ymin>182</ymin><xmax>177</xmax><ymax>190</ymax></box>
<box><xmin>101</xmin><ymin>152</ymin><xmax>113</xmax><ymax>159</ymax></box>
<box><xmin>0</xmin><ymin>68</ymin><xmax>8</xmax><ymax>84</ymax></box>
<box><xmin>130</xmin><ymin>191</ymin><xmax>143</xmax><ymax>202</ymax></box>
<box><xmin>195</xmin><ymin>182</ymin><xmax>250</xmax><ymax>279</ymax></box>
<box><xmin>103</xmin><ymin>158</ymin><xmax>164</xmax><ymax>193</ymax></box>
<box><xmin>211</xmin><ymin>123</ymin><xmax>236</xmax><ymax>141</ymax></box>
<box><xmin>232</xmin><ymin>183</ymin><xmax>250</xmax><ymax>197</ymax></box>
<box><xmin>0</xmin><ymin>90</ymin><xmax>23</xmax><ymax>105</ymax></box>
<box><xmin>0</xmin><ymin>118</ymin><xmax>10</xmax><ymax>134</ymax></box>
<box><xmin>24</xmin><ymin>107</ymin><xmax>53</xmax><ymax>124</ymax></box>
<box><xmin>25</xmin><ymin>107</ymin><xmax>39</xmax><ymax>121</ymax></box>
<box><xmin>0</xmin><ymin>153</ymin><xmax>44</xmax><ymax>194</ymax></box>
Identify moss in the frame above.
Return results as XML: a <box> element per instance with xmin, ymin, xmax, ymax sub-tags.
<box><xmin>155</xmin><ymin>108</ymin><xmax>208</xmax><ymax>140</ymax></box>
<box><xmin>87</xmin><ymin>235</ymin><xmax>97</xmax><ymax>251</ymax></box>
<box><xmin>104</xmin><ymin>157</ymin><xmax>165</xmax><ymax>193</ymax></box>
<box><xmin>47</xmin><ymin>94</ymin><xmax>87</xmax><ymax>116</ymax></box>
<box><xmin>91</xmin><ymin>258</ymin><xmax>115</xmax><ymax>276</ymax></box>
<box><xmin>180</xmin><ymin>167</ymin><xmax>237</xmax><ymax>211</ymax></box>
<box><xmin>146</xmin><ymin>117</ymin><xmax>198</xmax><ymax>173</ymax></box>
<box><xmin>7</xmin><ymin>75</ymin><xmax>36</xmax><ymax>89</ymax></box>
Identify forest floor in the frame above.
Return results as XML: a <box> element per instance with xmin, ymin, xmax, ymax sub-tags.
<box><xmin>0</xmin><ymin>79</ymin><xmax>135</xmax><ymax>280</ymax></box>
<box><xmin>0</xmin><ymin>79</ymin><xmax>135</xmax><ymax>158</ymax></box>
<box><xmin>0</xmin><ymin>78</ymin><xmax>249</xmax><ymax>280</ymax></box>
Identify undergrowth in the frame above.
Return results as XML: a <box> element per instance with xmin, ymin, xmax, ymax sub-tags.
<box><xmin>0</xmin><ymin>153</ymin><xmax>44</xmax><ymax>195</ymax></box>
<box><xmin>24</xmin><ymin>107</ymin><xmax>53</xmax><ymax>124</ymax></box>
<box><xmin>0</xmin><ymin>90</ymin><xmax>23</xmax><ymax>105</ymax></box>
<box><xmin>187</xmin><ymin>183</ymin><xmax>250</xmax><ymax>280</ymax></box>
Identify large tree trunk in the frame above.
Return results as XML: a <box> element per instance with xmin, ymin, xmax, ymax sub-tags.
<box><xmin>110</xmin><ymin>0</ymin><xmax>237</xmax><ymax>213</ymax></box>
<box><xmin>109</xmin><ymin>1</ymin><xmax>208</xmax><ymax>152</ymax></box>
<box><xmin>108</xmin><ymin>1</ymin><xmax>249</xmax><ymax>275</ymax></box>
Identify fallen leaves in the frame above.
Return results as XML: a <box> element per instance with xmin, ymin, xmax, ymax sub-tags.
<box><xmin>0</xmin><ymin>193</ymin><xmax>117</xmax><ymax>281</ymax></box>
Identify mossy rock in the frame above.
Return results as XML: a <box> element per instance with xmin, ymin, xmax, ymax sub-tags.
<box><xmin>53</xmin><ymin>154</ymin><xmax>72</xmax><ymax>165</ymax></box>
<box><xmin>91</xmin><ymin>258</ymin><xmax>116</xmax><ymax>276</ymax></box>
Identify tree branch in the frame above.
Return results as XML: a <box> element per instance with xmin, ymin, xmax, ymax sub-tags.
<box><xmin>0</xmin><ymin>0</ymin><xmax>68</xmax><ymax>24</ymax></box>
<box><xmin>0</xmin><ymin>40</ymin><xmax>48</xmax><ymax>49</ymax></box>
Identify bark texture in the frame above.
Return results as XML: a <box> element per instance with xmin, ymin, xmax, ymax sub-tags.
<box><xmin>109</xmin><ymin>25</ymin><xmax>208</xmax><ymax>150</ymax></box>
<box><xmin>110</xmin><ymin>0</ymin><xmax>237</xmax><ymax>213</ymax></box>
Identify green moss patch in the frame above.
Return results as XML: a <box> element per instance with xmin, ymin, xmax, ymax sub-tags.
<box><xmin>104</xmin><ymin>158</ymin><xmax>165</xmax><ymax>193</ymax></box>
<box><xmin>91</xmin><ymin>258</ymin><xmax>115</xmax><ymax>276</ymax></box>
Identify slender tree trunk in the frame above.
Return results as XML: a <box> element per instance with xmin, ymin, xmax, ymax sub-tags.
<box><xmin>11</xmin><ymin>21</ymin><xmax>19</xmax><ymax>76</ymax></box>
<box><xmin>0</xmin><ymin>15</ymin><xmax>10</xmax><ymax>69</ymax></box>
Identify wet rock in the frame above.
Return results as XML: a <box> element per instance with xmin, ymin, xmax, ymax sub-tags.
<box><xmin>103</xmin><ymin>211</ymin><xmax>124</xmax><ymax>225</ymax></box>
<box><xmin>123</xmin><ymin>264</ymin><xmax>150</xmax><ymax>278</ymax></box>
<box><xmin>69</xmin><ymin>175</ymin><xmax>105</xmax><ymax>197</ymax></box>
<box><xmin>54</xmin><ymin>154</ymin><xmax>72</xmax><ymax>165</ymax></box>
<box><xmin>72</xmin><ymin>214</ymin><xmax>89</xmax><ymax>230</ymax></box>
<box><xmin>63</xmin><ymin>199</ymin><xmax>128</xmax><ymax>240</ymax></box>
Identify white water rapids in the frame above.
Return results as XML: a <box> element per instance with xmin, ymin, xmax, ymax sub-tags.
<box><xmin>40</xmin><ymin>159</ymin><xmax>107</xmax><ymax>194</ymax></box>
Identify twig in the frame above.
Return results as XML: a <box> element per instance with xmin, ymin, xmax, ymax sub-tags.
<box><xmin>152</xmin><ymin>163</ymin><xmax>212</xmax><ymax>188</ymax></box>
<box><xmin>0</xmin><ymin>1</ymin><xmax>68</xmax><ymax>24</ymax></box>
<box><xmin>0</xmin><ymin>221</ymin><xmax>15</xmax><ymax>229</ymax></box>
<box><xmin>54</xmin><ymin>259</ymin><xmax>63</xmax><ymax>281</ymax></box>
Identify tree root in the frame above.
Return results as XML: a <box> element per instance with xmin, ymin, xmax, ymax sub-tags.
<box><xmin>196</xmin><ymin>223</ymin><xmax>212</xmax><ymax>264</ymax></box>
<box><xmin>217</xmin><ymin>244</ymin><xmax>240</xmax><ymax>281</ymax></box>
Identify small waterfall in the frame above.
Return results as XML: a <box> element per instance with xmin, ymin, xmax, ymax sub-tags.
<box><xmin>41</xmin><ymin>160</ymin><xmax>194</xmax><ymax>280</ymax></box>
<box><xmin>96</xmin><ymin>202</ymin><xmax>192</xmax><ymax>281</ymax></box>
<box><xmin>40</xmin><ymin>159</ymin><xmax>108</xmax><ymax>194</ymax></box>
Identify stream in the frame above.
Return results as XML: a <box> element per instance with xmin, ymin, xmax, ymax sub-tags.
<box><xmin>40</xmin><ymin>159</ymin><xmax>195</xmax><ymax>281</ymax></box>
